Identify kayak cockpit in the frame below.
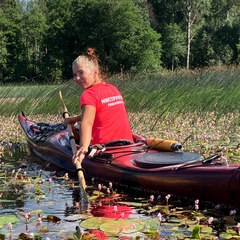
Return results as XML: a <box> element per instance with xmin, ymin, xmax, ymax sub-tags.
<box><xmin>134</xmin><ymin>152</ymin><xmax>224</xmax><ymax>169</ymax></box>
<box><xmin>134</xmin><ymin>151</ymin><xmax>203</xmax><ymax>168</ymax></box>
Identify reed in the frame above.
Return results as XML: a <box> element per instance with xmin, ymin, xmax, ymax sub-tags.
<box><xmin>1</xmin><ymin>67</ymin><xmax>240</xmax><ymax>116</ymax></box>
<box><xmin>0</xmin><ymin>68</ymin><xmax>240</xmax><ymax>162</ymax></box>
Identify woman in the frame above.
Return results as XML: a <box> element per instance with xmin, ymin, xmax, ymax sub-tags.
<box><xmin>65</xmin><ymin>48</ymin><xmax>133</xmax><ymax>163</ymax></box>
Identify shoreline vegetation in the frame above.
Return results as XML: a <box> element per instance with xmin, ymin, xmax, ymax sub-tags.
<box><xmin>0</xmin><ymin>68</ymin><xmax>240</xmax><ymax>162</ymax></box>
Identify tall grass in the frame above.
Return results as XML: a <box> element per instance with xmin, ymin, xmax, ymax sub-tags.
<box><xmin>1</xmin><ymin>67</ymin><xmax>240</xmax><ymax>117</ymax></box>
<box><xmin>1</xmin><ymin>68</ymin><xmax>240</xmax><ymax>159</ymax></box>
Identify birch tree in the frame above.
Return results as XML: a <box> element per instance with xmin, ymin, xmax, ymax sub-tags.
<box><xmin>181</xmin><ymin>0</ymin><xmax>211</xmax><ymax>69</ymax></box>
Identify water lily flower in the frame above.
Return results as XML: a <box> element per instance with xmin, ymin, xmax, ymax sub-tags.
<box><xmin>195</xmin><ymin>200</ymin><xmax>199</xmax><ymax>211</ymax></box>
<box><xmin>36</xmin><ymin>217</ymin><xmax>42</xmax><ymax>226</ymax></box>
<box><xmin>215</xmin><ymin>204</ymin><xmax>221</xmax><ymax>210</ymax></box>
<box><xmin>208</xmin><ymin>217</ymin><xmax>213</xmax><ymax>225</ymax></box>
<box><xmin>113</xmin><ymin>205</ymin><xmax>118</xmax><ymax>212</ymax></box>
<box><xmin>237</xmin><ymin>223</ymin><xmax>240</xmax><ymax>235</ymax></box>
<box><xmin>165</xmin><ymin>194</ymin><xmax>171</xmax><ymax>204</ymax></box>
<box><xmin>8</xmin><ymin>223</ymin><xmax>12</xmax><ymax>231</ymax></box>
<box><xmin>107</xmin><ymin>188</ymin><xmax>110</xmax><ymax>194</ymax></box>
<box><xmin>109</xmin><ymin>182</ymin><xmax>112</xmax><ymax>189</ymax></box>
<box><xmin>28</xmin><ymin>233</ymin><xmax>34</xmax><ymax>238</ymax></box>
<box><xmin>98</xmin><ymin>183</ymin><xmax>102</xmax><ymax>191</ymax></box>
<box><xmin>157</xmin><ymin>212</ymin><xmax>162</xmax><ymax>223</ymax></box>
<box><xmin>25</xmin><ymin>212</ymin><xmax>31</xmax><ymax>222</ymax></box>
<box><xmin>230</xmin><ymin>210</ymin><xmax>236</xmax><ymax>216</ymax></box>
<box><xmin>150</xmin><ymin>195</ymin><xmax>154</xmax><ymax>202</ymax></box>
<box><xmin>11</xmin><ymin>170</ymin><xmax>15</xmax><ymax>176</ymax></box>
<box><xmin>64</xmin><ymin>173</ymin><xmax>69</xmax><ymax>180</ymax></box>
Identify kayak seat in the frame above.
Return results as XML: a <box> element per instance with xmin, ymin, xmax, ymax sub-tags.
<box><xmin>134</xmin><ymin>151</ymin><xmax>203</xmax><ymax>168</ymax></box>
<box><xmin>102</xmin><ymin>133</ymin><xmax>147</xmax><ymax>147</ymax></box>
<box><xmin>104</xmin><ymin>139</ymin><xmax>134</xmax><ymax>147</ymax></box>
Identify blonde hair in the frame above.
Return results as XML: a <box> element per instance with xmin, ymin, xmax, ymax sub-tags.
<box><xmin>72</xmin><ymin>48</ymin><xmax>99</xmax><ymax>71</ymax></box>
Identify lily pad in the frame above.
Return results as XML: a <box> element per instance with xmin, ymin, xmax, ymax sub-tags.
<box><xmin>117</xmin><ymin>201</ymin><xmax>148</xmax><ymax>207</ymax></box>
<box><xmin>100</xmin><ymin>219</ymin><xmax>144</xmax><ymax>236</ymax></box>
<box><xmin>219</xmin><ymin>232</ymin><xmax>234</xmax><ymax>239</ymax></box>
<box><xmin>64</xmin><ymin>214</ymin><xmax>84</xmax><ymax>222</ymax></box>
<box><xmin>0</xmin><ymin>199</ymin><xmax>16</xmax><ymax>203</ymax></box>
<box><xmin>0</xmin><ymin>215</ymin><xmax>19</xmax><ymax>225</ymax></box>
<box><xmin>143</xmin><ymin>218</ymin><xmax>159</xmax><ymax>231</ymax></box>
<box><xmin>80</xmin><ymin>217</ymin><xmax>112</xmax><ymax>229</ymax></box>
<box><xmin>201</xmin><ymin>226</ymin><xmax>213</xmax><ymax>234</ymax></box>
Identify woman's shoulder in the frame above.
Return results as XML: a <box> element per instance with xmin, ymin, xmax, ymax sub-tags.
<box><xmin>85</xmin><ymin>82</ymin><xmax>120</xmax><ymax>96</ymax></box>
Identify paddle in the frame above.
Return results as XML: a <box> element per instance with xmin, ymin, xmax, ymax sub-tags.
<box><xmin>59</xmin><ymin>91</ymin><xmax>89</xmax><ymax>210</ymax></box>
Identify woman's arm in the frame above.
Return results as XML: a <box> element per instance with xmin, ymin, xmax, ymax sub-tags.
<box><xmin>73</xmin><ymin>105</ymin><xmax>96</xmax><ymax>163</ymax></box>
<box><xmin>64</xmin><ymin>114</ymin><xmax>82</xmax><ymax>126</ymax></box>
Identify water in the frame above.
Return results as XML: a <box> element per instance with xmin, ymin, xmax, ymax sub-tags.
<box><xmin>0</xmin><ymin>143</ymin><xmax>239</xmax><ymax>239</ymax></box>
<box><xmin>0</xmin><ymin>144</ymin><xmax>80</xmax><ymax>238</ymax></box>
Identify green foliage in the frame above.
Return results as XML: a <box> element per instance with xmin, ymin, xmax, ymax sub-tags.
<box><xmin>162</xmin><ymin>23</ymin><xmax>185</xmax><ymax>70</ymax></box>
<box><xmin>0</xmin><ymin>215</ymin><xmax>19</xmax><ymax>225</ymax></box>
<box><xmin>0</xmin><ymin>0</ymin><xmax>240</xmax><ymax>82</ymax></box>
<box><xmin>65</xmin><ymin>0</ymin><xmax>162</xmax><ymax>73</ymax></box>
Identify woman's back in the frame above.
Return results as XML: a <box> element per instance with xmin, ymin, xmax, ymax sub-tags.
<box><xmin>81</xmin><ymin>82</ymin><xmax>133</xmax><ymax>144</ymax></box>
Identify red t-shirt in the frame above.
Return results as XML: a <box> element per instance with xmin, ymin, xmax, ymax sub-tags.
<box><xmin>80</xmin><ymin>82</ymin><xmax>133</xmax><ymax>145</ymax></box>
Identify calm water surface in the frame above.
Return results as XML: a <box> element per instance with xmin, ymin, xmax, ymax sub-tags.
<box><xmin>1</xmin><ymin>143</ymin><xmax>159</xmax><ymax>239</ymax></box>
<box><xmin>0</xmin><ymin>143</ymin><xmax>82</xmax><ymax>238</ymax></box>
<box><xmin>0</xmin><ymin>143</ymin><xmax>239</xmax><ymax>240</ymax></box>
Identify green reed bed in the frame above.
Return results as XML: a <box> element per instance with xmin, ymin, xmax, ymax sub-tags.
<box><xmin>0</xmin><ymin>68</ymin><xmax>240</xmax><ymax>161</ymax></box>
<box><xmin>1</xmin><ymin>68</ymin><xmax>240</xmax><ymax>239</ymax></box>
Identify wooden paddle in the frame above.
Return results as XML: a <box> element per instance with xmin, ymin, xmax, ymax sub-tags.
<box><xmin>59</xmin><ymin>91</ymin><xmax>88</xmax><ymax>209</ymax></box>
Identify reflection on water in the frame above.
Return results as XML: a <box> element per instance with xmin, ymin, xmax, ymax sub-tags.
<box><xmin>0</xmin><ymin>144</ymin><xmax>82</xmax><ymax>238</ymax></box>
<box><xmin>1</xmin><ymin>143</ymin><xmax>240</xmax><ymax>239</ymax></box>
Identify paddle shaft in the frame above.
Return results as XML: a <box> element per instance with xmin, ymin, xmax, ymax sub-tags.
<box><xmin>59</xmin><ymin>91</ymin><xmax>88</xmax><ymax>195</ymax></box>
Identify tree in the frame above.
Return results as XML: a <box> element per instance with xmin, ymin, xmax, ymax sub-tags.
<box><xmin>192</xmin><ymin>1</ymin><xmax>240</xmax><ymax>67</ymax></box>
<box><xmin>21</xmin><ymin>0</ymin><xmax>48</xmax><ymax>81</ymax></box>
<box><xmin>0</xmin><ymin>11</ymin><xmax>9</xmax><ymax>80</ymax></box>
<box><xmin>42</xmin><ymin>0</ymin><xmax>73</xmax><ymax>82</ymax></box>
<box><xmin>149</xmin><ymin>0</ymin><xmax>211</xmax><ymax>69</ymax></box>
<box><xmin>66</xmin><ymin>0</ymin><xmax>162</xmax><ymax>74</ymax></box>
<box><xmin>181</xmin><ymin>0</ymin><xmax>211</xmax><ymax>69</ymax></box>
<box><xmin>0</xmin><ymin>0</ymin><xmax>24</xmax><ymax>83</ymax></box>
<box><xmin>162</xmin><ymin>23</ymin><xmax>185</xmax><ymax>70</ymax></box>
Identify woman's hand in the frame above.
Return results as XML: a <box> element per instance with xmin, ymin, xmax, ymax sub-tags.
<box><xmin>73</xmin><ymin>145</ymin><xmax>88</xmax><ymax>164</ymax></box>
<box><xmin>64</xmin><ymin>117</ymin><xmax>74</xmax><ymax>126</ymax></box>
<box><xmin>64</xmin><ymin>114</ymin><xmax>82</xmax><ymax>127</ymax></box>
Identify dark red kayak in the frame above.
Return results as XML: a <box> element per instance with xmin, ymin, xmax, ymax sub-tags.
<box><xmin>18</xmin><ymin>113</ymin><xmax>240</xmax><ymax>205</ymax></box>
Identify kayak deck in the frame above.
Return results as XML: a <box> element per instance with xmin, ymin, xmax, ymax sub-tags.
<box><xmin>18</xmin><ymin>113</ymin><xmax>240</xmax><ymax>205</ymax></box>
